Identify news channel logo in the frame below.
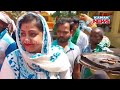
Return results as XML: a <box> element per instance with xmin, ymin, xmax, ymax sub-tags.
<box><xmin>93</xmin><ymin>16</ymin><xmax>110</xmax><ymax>24</ymax></box>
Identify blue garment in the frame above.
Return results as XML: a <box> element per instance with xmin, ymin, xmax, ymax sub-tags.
<box><xmin>0</xmin><ymin>64</ymin><xmax>2</xmax><ymax>70</ymax></box>
<box><xmin>79</xmin><ymin>20</ymin><xmax>92</xmax><ymax>33</ymax></box>
<box><xmin>0</xmin><ymin>29</ymin><xmax>17</xmax><ymax>71</ymax></box>
<box><xmin>6</xmin><ymin>44</ymin><xmax>70</xmax><ymax>79</ymax></box>
<box><xmin>7</xmin><ymin>49</ymin><xmax>61</xmax><ymax>79</ymax></box>
<box><xmin>0</xmin><ymin>12</ymin><xmax>71</xmax><ymax>79</ymax></box>
<box><xmin>82</xmin><ymin>44</ymin><xmax>112</xmax><ymax>53</ymax></box>
<box><xmin>1</xmin><ymin>29</ymin><xmax>17</xmax><ymax>56</ymax></box>
<box><xmin>5</xmin><ymin>42</ymin><xmax>17</xmax><ymax>56</ymax></box>
<box><xmin>82</xmin><ymin>45</ymin><xmax>93</xmax><ymax>53</ymax></box>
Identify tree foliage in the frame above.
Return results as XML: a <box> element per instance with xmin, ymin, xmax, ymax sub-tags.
<box><xmin>3</xmin><ymin>11</ymin><xmax>89</xmax><ymax>23</ymax></box>
<box><xmin>52</xmin><ymin>11</ymin><xmax>76</xmax><ymax>18</ymax></box>
<box><xmin>4</xmin><ymin>11</ymin><xmax>27</xmax><ymax>23</ymax></box>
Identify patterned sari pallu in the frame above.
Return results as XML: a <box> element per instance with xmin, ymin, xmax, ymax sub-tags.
<box><xmin>0</xmin><ymin>12</ymin><xmax>71</xmax><ymax>79</ymax></box>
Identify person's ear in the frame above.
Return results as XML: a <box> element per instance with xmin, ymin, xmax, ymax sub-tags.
<box><xmin>70</xmin><ymin>33</ymin><xmax>72</xmax><ymax>37</ymax></box>
<box><xmin>70</xmin><ymin>30</ymin><xmax>74</xmax><ymax>36</ymax></box>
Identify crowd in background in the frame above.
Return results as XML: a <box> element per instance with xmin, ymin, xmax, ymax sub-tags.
<box><xmin>0</xmin><ymin>11</ymin><xmax>112</xmax><ymax>79</ymax></box>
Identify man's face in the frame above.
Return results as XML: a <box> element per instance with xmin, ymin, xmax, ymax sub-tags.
<box><xmin>57</xmin><ymin>23</ymin><xmax>71</xmax><ymax>43</ymax></box>
<box><xmin>72</xmin><ymin>23</ymin><xmax>79</xmax><ymax>35</ymax></box>
<box><xmin>73</xmin><ymin>23</ymin><xmax>79</xmax><ymax>32</ymax></box>
<box><xmin>90</xmin><ymin>30</ymin><xmax>103</xmax><ymax>45</ymax></box>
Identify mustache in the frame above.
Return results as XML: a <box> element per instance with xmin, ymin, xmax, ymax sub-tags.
<box><xmin>58</xmin><ymin>36</ymin><xmax>64</xmax><ymax>39</ymax></box>
<box><xmin>58</xmin><ymin>37</ymin><xmax>70</xmax><ymax>43</ymax></box>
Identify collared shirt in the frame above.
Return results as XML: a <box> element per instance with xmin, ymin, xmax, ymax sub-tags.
<box><xmin>82</xmin><ymin>44</ymin><xmax>113</xmax><ymax>53</ymax></box>
<box><xmin>52</xmin><ymin>40</ymin><xmax>81</xmax><ymax>76</ymax></box>
<box><xmin>75</xmin><ymin>30</ymin><xmax>89</xmax><ymax>53</ymax></box>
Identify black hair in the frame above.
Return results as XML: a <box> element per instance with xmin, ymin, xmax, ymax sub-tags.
<box><xmin>71</xmin><ymin>17</ymin><xmax>79</xmax><ymax>24</ymax></box>
<box><xmin>70</xmin><ymin>17</ymin><xmax>79</xmax><ymax>30</ymax></box>
<box><xmin>70</xmin><ymin>22</ymin><xmax>74</xmax><ymax>30</ymax></box>
<box><xmin>56</xmin><ymin>17</ymin><xmax>72</xmax><ymax>32</ymax></box>
<box><xmin>19</xmin><ymin>13</ymin><xmax>43</xmax><ymax>32</ymax></box>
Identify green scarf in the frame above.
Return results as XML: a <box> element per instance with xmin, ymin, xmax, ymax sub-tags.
<box><xmin>71</xmin><ymin>28</ymin><xmax>80</xmax><ymax>44</ymax></box>
<box><xmin>82</xmin><ymin>38</ymin><xmax>110</xmax><ymax>79</ymax></box>
<box><xmin>94</xmin><ymin>38</ymin><xmax>109</xmax><ymax>52</ymax></box>
<box><xmin>81</xmin><ymin>67</ymin><xmax>93</xmax><ymax>79</ymax></box>
<box><xmin>94</xmin><ymin>45</ymin><xmax>103</xmax><ymax>52</ymax></box>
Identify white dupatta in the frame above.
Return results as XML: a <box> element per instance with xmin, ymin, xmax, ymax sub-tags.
<box><xmin>16</xmin><ymin>12</ymin><xmax>70</xmax><ymax>73</ymax></box>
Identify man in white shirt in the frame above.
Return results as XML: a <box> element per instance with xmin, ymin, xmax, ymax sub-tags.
<box><xmin>70</xmin><ymin>17</ymin><xmax>89</xmax><ymax>53</ymax></box>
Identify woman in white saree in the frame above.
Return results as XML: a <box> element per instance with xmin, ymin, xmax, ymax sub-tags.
<box><xmin>0</xmin><ymin>12</ymin><xmax>71</xmax><ymax>79</ymax></box>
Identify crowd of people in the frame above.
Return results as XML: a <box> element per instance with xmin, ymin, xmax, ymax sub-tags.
<box><xmin>0</xmin><ymin>11</ymin><xmax>113</xmax><ymax>79</ymax></box>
